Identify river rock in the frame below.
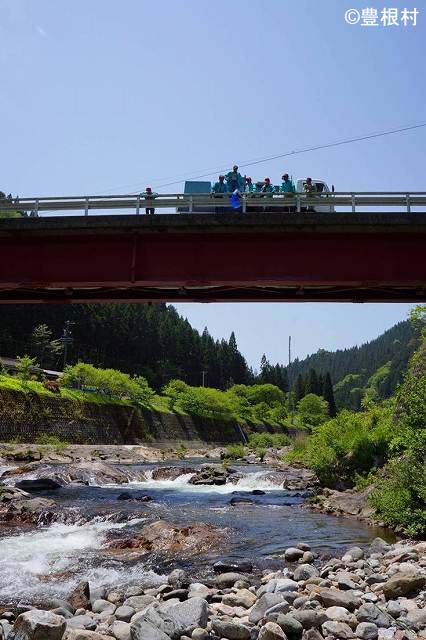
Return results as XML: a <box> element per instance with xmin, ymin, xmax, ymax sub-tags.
<box><xmin>213</xmin><ymin>560</ymin><xmax>253</xmax><ymax>573</ymax></box>
<box><xmin>293</xmin><ymin>564</ymin><xmax>319</xmax><ymax>581</ymax></box>
<box><xmin>249</xmin><ymin>594</ymin><xmax>287</xmax><ymax>624</ymax></box>
<box><xmin>189</xmin><ymin>466</ymin><xmax>228</xmax><ymax>486</ymax></box>
<box><xmin>15</xmin><ymin>477</ymin><xmax>62</xmax><ymax>491</ymax></box>
<box><xmin>276</xmin><ymin>614</ymin><xmax>303</xmax><ymax>639</ymax></box>
<box><xmin>317</xmin><ymin>588</ymin><xmax>361</xmax><ymax>611</ymax></box>
<box><xmin>123</xmin><ymin>595</ymin><xmax>156</xmax><ymax>611</ymax></box>
<box><xmin>115</xmin><ymin>606</ymin><xmax>135</xmax><ymax>622</ymax></box>
<box><xmin>64</xmin><ymin>632</ymin><xmax>115</xmax><ymax>639</ymax></box>
<box><xmin>211</xmin><ymin>618</ymin><xmax>251</xmax><ymax>640</ymax></box>
<box><xmin>325</xmin><ymin>607</ymin><xmax>353</xmax><ymax>622</ymax></box>
<box><xmin>66</xmin><ymin>616</ymin><xmax>97</xmax><ymax>631</ymax></box>
<box><xmin>215</xmin><ymin>572</ymin><xmax>248</xmax><ymax>588</ymax></box>
<box><xmin>170</xmin><ymin>597</ymin><xmax>209</xmax><ymax>631</ymax></box>
<box><xmin>130</xmin><ymin>615</ymin><xmax>172</xmax><ymax>640</ymax></box>
<box><xmin>187</xmin><ymin>583</ymin><xmax>212</xmax><ymax>599</ymax></box>
<box><xmin>168</xmin><ymin>568</ymin><xmax>190</xmax><ymax>588</ymax></box>
<box><xmin>405</xmin><ymin>607</ymin><xmax>426</xmax><ymax>630</ymax></box>
<box><xmin>284</xmin><ymin>548</ymin><xmax>304</xmax><ymax>562</ymax></box>
<box><xmin>292</xmin><ymin>610</ymin><xmax>327</xmax><ymax>630</ymax></box>
<box><xmin>9</xmin><ymin>609</ymin><xmax>66</xmax><ymax>639</ymax></box>
<box><xmin>191</xmin><ymin>629</ymin><xmax>209</xmax><ymax>640</ymax></box>
<box><xmin>68</xmin><ymin>581</ymin><xmax>90</xmax><ymax>610</ymax></box>
<box><xmin>382</xmin><ymin>573</ymin><xmax>426</xmax><ymax>599</ymax></box>
<box><xmin>356</xmin><ymin>604</ymin><xmax>391</xmax><ymax>628</ymax></box>
<box><xmin>222</xmin><ymin>589</ymin><xmax>257</xmax><ymax>608</ymax></box>
<box><xmin>274</xmin><ymin>579</ymin><xmax>299</xmax><ymax>593</ymax></box>
<box><xmin>356</xmin><ymin>623</ymin><xmax>379</xmax><ymax>640</ymax></box>
<box><xmin>258</xmin><ymin>621</ymin><xmax>287</xmax><ymax>639</ymax></box>
<box><xmin>111</xmin><ymin>620</ymin><xmax>131</xmax><ymax>640</ymax></box>
<box><xmin>92</xmin><ymin>599</ymin><xmax>116</xmax><ymax>614</ymax></box>
<box><xmin>322</xmin><ymin>620</ymin><xmax>355</xmax><ymax>639</ymax></box>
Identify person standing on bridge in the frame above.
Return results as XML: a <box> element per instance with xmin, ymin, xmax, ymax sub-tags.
<box><xmin>211</xmin><ymin>175</ymin><xmax>228</xmax><ymax>194</ymax></box>
<box><xmin>140</xmin><ymin>186</ymin><xmax>158</xmax><ymax>215</ymax></box>
<box><xmin>303</xmin><ymin>177</ymin><xmax>316</xmax><ymax>212</ymax></box>
<box><xmin>225</xmin><ymin>165</ymin><xmax>244</xmax><ymax>192</ymax></box>
<box><xmin>261</xmin><ymin>177</ymin><xmax>274</xmax><ymax>193</ymax></box>
<box><xmin>281</xmin><ymin>173</ymin><xmax>295</xmax><ymax>212</ymax></box>
<box><xmin>244</xmin><ymin>177</ymin><xmax>254</xmax><ymax>193</ymax></box>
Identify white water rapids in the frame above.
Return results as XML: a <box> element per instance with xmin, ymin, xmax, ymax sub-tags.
<box><xmin>0</xmin><ymin>518</ymin><xmax>165</xmax><ymax>603</ymax></box>
<box><xmin>105</xmin><ymin>470</ymin><xmax>285</xmax><ymax>493</ymax></box>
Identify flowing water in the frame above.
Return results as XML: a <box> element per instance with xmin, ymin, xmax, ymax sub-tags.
<box><xmin>0</xmin><ymin>460</ymin><xmax>393</xmax><ymax>605</ymax></box>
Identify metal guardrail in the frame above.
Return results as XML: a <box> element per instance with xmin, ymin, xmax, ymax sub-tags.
<box><xmin>1</xmin><ymin>192</ymin><xmax>426</xmax><ymax>216</ymax></box>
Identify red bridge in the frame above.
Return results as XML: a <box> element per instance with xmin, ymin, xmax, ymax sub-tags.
<box><xmin>1</xmin><ymin>205</ymin><xmax>426</xmax><ymax>303</ymax></box>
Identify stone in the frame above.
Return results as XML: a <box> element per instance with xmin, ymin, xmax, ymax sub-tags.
<box><xmin>264</xmin><ymin>602</ymin><xmax>290</xmax><ymax>618</ymax></box>
<box><xmin>356</xmin><ymin>622</ymin><xmax>379</xmax><ymax>640</ymax></box>
<box><xmin>111</xmin><ymin>620</ymin><xmax>131</xmax><ymax>640</ymax></box>
<box><xmin>222</xmin><ymin>589</ymin><xmax>257</xmax><ymax>608</ymax></box>
<box><xmin>292</xmin><ymin>597</ymin><xmax>308</xmax><ymax>609</ymax></box>
<box><xmin>382</xmin><ymin>573</ymin><xmax>426</xmax><ymax>599</ymax></box>
<box><xmin>10</xmin><ymin>609</ymin><xmax>66</xmax><ymax>639</ymax></box>
<box><xmin>257</xmin><ymin>621</ymin><xmax>287</xmax><ymax>639</ymax></box>
<box><xmin>66</xmin><ymin>616</ymin><xmax>97</xmax><ymax>631</ymax></box>
<box><xmin>369</xmin><ymin>538</ymin><xmax>391</xmax><ymax>554</ymax></box>
<box><xmin>170</xmin><ymin>597</ymin><xmax>209</xmax><ymax>632</ymax></box>
<box><xmin>187</xmin><ymin>583</ymin><xmax>212</xmax><ymax>599</ymax></box>
<box><xmin>63</xmin><ymin>632</ymin><xmax>115</xmax><ymax>640</ymax></box>
<box><xmin>302</xmin><ymin>631</ymin><xmax>323</xmax><ymax>640</ymax></box>
<box><xmin>386</xmin><ymin>601</ymin><xmax>403</xmax><ymax>619</ymax></box>
<box><xmin>15</xmin><ymin>478</ymin><xmax>62</xmax><ymax>491</ymax></box>
<box><xmin>168</xmin><ymin>568</ymin><xmax>190</xmax><ymax>589</ymax></box>
<box><xmin>215</xmin><ymin>572</ymin><xmax>248</xmax><ymax>588</ymax></box>
<box><xmin>274</xmin><ymin>579</ymin><xmax>299</xmax><ymax>593</ymax></box>
<box><xmin>211</xmin><ymin>618</ymin><xmax>251</xmax><ymax>640</ymax></box>
<box><xmin>405</xmin><ymin>608</ymin><xmax>426</xmax><ymax>630</ymax></box>
<box><xmin>250</xmin><ymin>594</ymin><xmax>287</xmax><ymax>624</ymax></box>
<box><xmin>317</xmin><ymin>588</ymin><xmax>361</xmax><ymax>611</ymax></box>
<box><xmin>346</xmin><ymin>547</ymin><xmax>364</xmax><ymax>561</ymax></box>
<box><xmin>92</xmin><ymin>599</ymin><xmax>115</xmax><ymax>614</ymax></box>
<box><xmin>301</xmin><ymin>552</ymin><xmax>315</xmax><ymax>564</ymax></box>
<box><xmin>123</xmin><ymin>595</ymin><xmax>156</xmax><ymax>611</ymax></box>
<box><xmin>325</xmin><ymin>607</ymin><xmax>353</xmax><ymax>622</ymax></box>
<box><xmin>50</xmin><ymin>608</ymin><xmax>74</xmax><ymax>619</ymax></box>
<box><xmin>129</xmin><ymin>619</ymin><xmax>170</xmax><ymax>640</ymax></box>
<box><xmin>357</xmin><ymin>604</ymin><xmax>391</xmax><ymax>628</ymax></box>
<box><xmin>292</xmin><ymin>610</ymin><xmax>327</xmax><ymax>630</ymax></box>
<box><xmin>69</xmin><ymin>582</ymin><xmax>90</xmax><ymax>611</ymax></box>
<box><xmin>284</xmin><ymin>548</ymin><xmax>304</xmax><ymax>562</ymax></box>
<box><xmin>276</xmin><ymin>614</ymin><xmax>303</xmax><ymax>640</ymax></box>
<box><xmin>293</xmin><ymin>564</ymin><xmax>319</xmax><ymax>581</ymax></box>
<box><xmin>191</xmin><ymin>629</ymin><xmax>209</xmax><ymax>640</ymax></box>
<box><xmin>115</xmin><ymin>606</ymin><xmax>135</xmax><ymax>622</ymax></box>
<box><xmin>322</xmin><ymin>621</ymin><xmax>355</xmax><ymax>639</ymax></box>
<box><xmin>213</xmin><ymin>560</ymin><xmax>253</xmax><ymax>573</ymax></box>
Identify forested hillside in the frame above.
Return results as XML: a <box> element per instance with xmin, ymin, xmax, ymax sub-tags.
<box><xmin>0</xmin><ymin>305</ymin><xmax>418</xmax><ymax>407</ymax></box>
<box><xmin>287</xmin><ymin>320</ymin><xmax>419</xmax><ymax>410</ymax></box>
<box><xmin>0</xmin><ymin>304</ymin><xmax>251</xmax><ymax>390</ymax></box>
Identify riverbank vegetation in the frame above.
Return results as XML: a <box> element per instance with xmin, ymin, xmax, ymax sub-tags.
<box><xmin>287</xmin><ymin>307</ymin><xmax>426</xmax><ymax>537</ymax></box>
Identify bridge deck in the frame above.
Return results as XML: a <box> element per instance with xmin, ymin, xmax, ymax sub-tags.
<box><xmin>1</xmin><ymin>213</ymin><xmax>426</xmax><ymax>303</ymax></box>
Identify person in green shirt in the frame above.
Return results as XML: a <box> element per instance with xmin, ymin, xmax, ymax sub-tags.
<box><xmin>212</xmin><ymin>175</ymin><xmax>228</xmax><ymax>193</ymax></box>
<box><xmin>225</xmin><ymin>165</ymin><xmax>245</xmax><ymax>192</ymax></box>
<box><xmin>280</xmin><ymin>173</ymin><xmax>295</xmax><ymax>193</ymax></box>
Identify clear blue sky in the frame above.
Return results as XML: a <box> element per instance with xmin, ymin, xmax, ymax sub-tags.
<box><xmin>1</xmin><ymin>0</ymin><xmax>423</xmax><ymax>368</ymax></box>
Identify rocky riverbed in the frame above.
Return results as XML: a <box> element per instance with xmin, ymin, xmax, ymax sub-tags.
<box><xmin>0</xmin><ymin>449</ymin><xmax>423</xmax><ymax>640</ymax></box>
<box><xmin>0</xmin><ymin>538</ymin><xmax>425</xmax><ymax>640</ymax></box>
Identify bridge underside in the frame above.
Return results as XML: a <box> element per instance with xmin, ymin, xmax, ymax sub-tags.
<box><xmin>1</xmin><ymin>213</ymin><xmax>426</xmax><ymax>303</ymax></box>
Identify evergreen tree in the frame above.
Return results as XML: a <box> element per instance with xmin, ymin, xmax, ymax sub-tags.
<box><xmin>305</xmin><ymin>368</ymin><xmax>319</xmax><ymax>395</ymax></box>
<box><xmin>295</xmin><ymin>374</ymin><xmax>305</xmax><ymax>402</ymax></box>
<box><xmin>322</xmin><ymin>372</ymin><xmax>337</xmax><ymax>417</ymax></box>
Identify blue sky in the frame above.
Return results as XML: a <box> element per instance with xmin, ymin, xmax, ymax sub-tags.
<box><xmin>1</xmin><ymin>0</ymin><xmax>423</xmax><ymax>368</ymax></box>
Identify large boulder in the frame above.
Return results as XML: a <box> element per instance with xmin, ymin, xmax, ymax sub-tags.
<box><xmin>131</xmin><ymin>597</ymin><xmax>208</xmax><ymax>640</ymax></box>
<box><xmin>15</xmin><ymin>479</ymin><xmax>62</xmax><ymax>491</ymax></box>
<box><xmin>68</xmin><ymin>582</ymin><xmax>90</xmax><ymax>611</ymax></box>
<box><xmin>382</xmin><ymin>572</ymin><xmax>426</xmax><ymax>599</ymax></box>
<box><xmin>211</xmin><ymin>618</ymin><xmax>251</xmax><ymax>640</ymax></box>
<box><xmin>108</xmin><ymin>520</ymin><xmax>223</xmax><ymax>555</ymax></box>
<box><xmin>188</xmin><ymin>465</ymin><xmax>228</xmax><ymax>486</ymax></box>
<box><xmin>258</xmin><ymin>621</ymin><xmax>287</xmax><ymax>640</ymax></box>
<box><xmin>9</xmin><ymin>609</ymin><xmax>66</xmax><ymax>639</ymax></box>
<box><xmin>249</xmin><ymin>594</ymin><xmax>288</xmax><ymax>624</ymax></box>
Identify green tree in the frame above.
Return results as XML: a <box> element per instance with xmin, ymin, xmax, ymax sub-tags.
<box><xmin>305</xmin><ymin>368</ymin><xmax>319</xmax><ymax>395</ymax></box>
<box><xmin>322</xmin><ymin>372</ymin><xmax>337</xmax><ymax>417</ymax></box>
<box><xmin>32</xmin><ymin>324</ymin><xmax>62</xmax><ymax>368</ymax></box>
<box><xmin>295</xmin><ymin>374</ymin><xmax>305</xmax><ymax>402</ymax></box>
<box><xmin>297</xmin><ymin>393</ymin><xmax>329</xmax><ymax>428</ymax></box>
<box><xmin>16</xmin><ymin>354</ymin><xmax>39</xmax><ymax>381</ymax></box>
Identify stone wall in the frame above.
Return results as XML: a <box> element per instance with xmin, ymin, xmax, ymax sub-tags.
<box><xmin>0</xmin><ymin>388</ymin><xmax>251</xmax><ymax>445</ymax></box>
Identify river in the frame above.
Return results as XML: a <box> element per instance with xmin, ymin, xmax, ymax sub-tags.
<box><xmin>0</xmin><ymin>459</ymin><xmax>394</xmax><ymax>606</ymax></box>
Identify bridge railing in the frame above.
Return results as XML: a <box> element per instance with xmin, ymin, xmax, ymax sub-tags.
<box><xmin>1</xmin><ymin>192</ymin><xmax>426</xmax><ymax>216</ymax></box>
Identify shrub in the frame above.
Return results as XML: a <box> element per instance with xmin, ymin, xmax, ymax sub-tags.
<box><xmin>43</xmin><ymin>380</ymin><xmax>61</xmax><ymax>393</ymax></box>
<box><xmin>248</xmin><ymin>432</ymin><xmax>290</xmax><ymax>449</ymax></box>
<box><xmin>15</xmin><ymin>355</ymin><xmax>39</xmax><ymax>381</ymax></box>
<box><xmin>60</xmin><ymin>363</ymin><xmax>154</xmax><ymax>403</ymax></box>
<box><xmin>34</xmin><ymin>434</ymin><xmax>69</xmax><ymax>450</ymax></box>
<box><xmin>224</xmin><ymin>444</ymin><xmax>247</xmax><ymax>460</ymax></box>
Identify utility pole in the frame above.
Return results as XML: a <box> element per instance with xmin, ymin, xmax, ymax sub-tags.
<box><xmin>60</xmin><ymin>321</ymin><xmax>75</xmax><ymax>370</ymax></box>
<box><xmin>201</xmin><ymin>370</ymin><xmax>207</xmax><ymax>387</ymax></box>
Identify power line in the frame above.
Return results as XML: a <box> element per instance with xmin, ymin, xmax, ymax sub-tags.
<box><xmin>94</xmin><ymin>121</ymin><xmax>426</xmax><ymax>194</ymax></box>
